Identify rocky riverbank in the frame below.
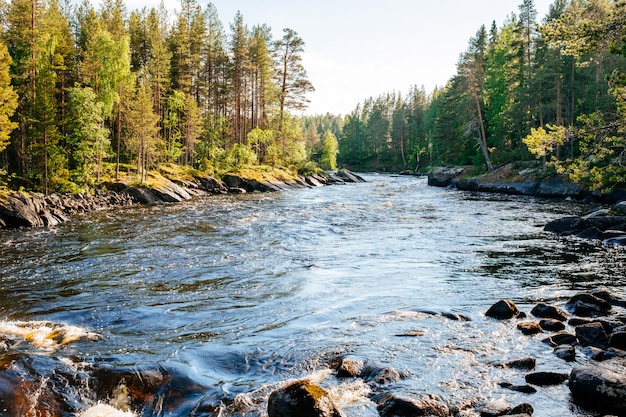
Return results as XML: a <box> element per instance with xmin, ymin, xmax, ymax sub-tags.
<box><xmin>261</xmin><ymin>289</ymin><xmax>626</xmax><ymax>417</ymax></box>
<box><xmin>426</xmin><ymin>163</ymin><xmax>626</xmax><ymax>203</ymax></box>
<box><xmin>0</xmin><ymin>170</ymin><xmax>365</xmax><ymax>230</ymax></box>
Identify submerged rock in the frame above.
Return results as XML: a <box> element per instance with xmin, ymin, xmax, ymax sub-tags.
<box><xmin>267</xmin><ymin>380</ymin><xmax>345</xmax><ymax>417</ymax></box>
<box><xmin>502</xmin><ymin>357</ymin><xmax>536</xmax><ymax>371</ymax></box>
<box><xmin>525</xmin><ymin>371</ymin><xmax>569</xmax><ymax>386</ymax></box>
<box><xmin>499</xmin><ymin>382</ymin><xmax>537</xmax><ymax>394</ymax></box>
<box><xmin>335</xmin><ymin>357</ymin><xmax>364</xmax><ymax>378</ymax></box>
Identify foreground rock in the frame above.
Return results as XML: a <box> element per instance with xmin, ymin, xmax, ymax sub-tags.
<box><xmin>377</xmin><ymin>394</ymin><xmax>451</xmax><ymax>417</ymax></box>
<box><xmin>485</xmin><ymin>300</ymin><xmax>521</xmax><ymax>319</ymax></box>
<box><xmin>569</xmin><ymin>359</ymin><xmax>626</xmax><ymax>415</ymax></box>
<box><xmin>267</xmin><ymin>380</ymin><xmax>345</xmax><ymax>417</ymax></box>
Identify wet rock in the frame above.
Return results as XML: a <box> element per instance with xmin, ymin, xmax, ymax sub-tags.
<box><xmin>335</xmin><ymin>357</ymin><xmax>364</xmax><ymax>378</ymax></box>
<box><xmin>577</xmin><ymin>226</ymin><xmax>602</xmax><ymax>239</ymax></box>
<box><xmin>517</xmin><ymin>322</ymin><xmax>543</xmax><ymax>335</ymax></box>
<box><xmin>554</xmin><ymin>345</ymin><xmax>576</xmax><ymax>362</ymax></box>
<box><xmin>503</xmin><ymin>357</ymin><xmax>536</xmax><ymax>371</ymax></box>
<box><xmin>480</xmin><ymin>398</ymin><xmax>511</xmax><ymax>416</ymax></box>
<box><xmin>363</xmin><ymin>366</ymin><xmax>402</xmax><ymax>385</ymax></box>
<box><xmin>580</xmin><ymin>346</ymin><xmax>613</xmax><ymax>361</ymax></box>
<box><xmin>609</xmin><ymin>332</ymin><xmax>626</xmax><ymax>351</ymax></box>
<box><xmin>509</xmin><ymin>403</ymin><xmax>533</xmax><ymax>416</ymax></box>
<box><xmin>530</xmin><ymin>303</ymin><xmax>568</xmax><ymax>321</ymax></box>
<box><xmin>267</xmin><ymin>380</ymin><xmax>345</xmax><ymax>417</ymax></box>
<box><xmin>565</xmin><ymin>292</ymin><xmax>614</xmax><ymax>317</ymax></box>
<box><xmin>539</xmin><ymin>319</ymin><xmax>565</xmax><ymax>332</ymax></box>
<box><xmin>499</xmin><ymin>382</ymin><xmax>537</xmax><ymax>394</ymax></box>
<box><xmin>569</xmin><ymin>359</ymin><xmax>626</xmax><ymax>415</ymax></box>
<box><xmin>575</xmin><ymin>322</ymin><xmax>609</xmax><ymax>349</ymax></box>
<box><xmin>525</xmin><ymin>371</ymin><xmax>569</xmax><ymax>386</ymax></box>
<box><xmin>542</xmin><ymin>331</ymin><xmax>577</xmax><ymax>347</ymax></box>
<box><xmin>377</xmin><ymin>394</ymin><xmax>451</xmax><ymax>417</ymax></box>
<box><xmin>591</xmin><ymin>289</ymin><xmax>626</xmax><ymax>308</ymax></box>
<box><xmin>544</xmin><ymin>216</ymin><xmax>590</xmax><ymax>235</ymax></box>
<box><xmin>485</xmin><ymin>300</ymin><xmax>520</xmax><ymax>320</ymax></box>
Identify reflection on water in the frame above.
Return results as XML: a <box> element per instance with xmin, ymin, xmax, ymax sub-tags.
<box><xmin>0</xmin><ymin>174</ymin><xmax>624</xmax><ymax>416</ymax></box>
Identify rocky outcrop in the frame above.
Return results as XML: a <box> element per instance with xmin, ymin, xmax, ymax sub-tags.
<box><xmin>544</xmin><ymin>206</ymin><xmax>626</xmax><ymax>245</ymax></box>
<box><xmin>0</xmin><ymin>190</ymin><xmax>133</xmax><ymax>229</ymax></box>
<box><xmin>427</xmin><ymin>163</ymin><xmax>588</xmax><ymax>199</ymax></box>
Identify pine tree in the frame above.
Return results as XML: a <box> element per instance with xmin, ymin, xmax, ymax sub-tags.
<box><xmin>274</xmin><ymin>28</ymin><xmax>314</xmax><ymax>137</ymax></box>
<box><xmin>126</xmin><ymin>82</ymin><xmax>160</xmax><ymax>183</ymax></box>
<box><xmin>0</xmin><ymin>37</ymin><xmax>18</xmax><ymax>155</ymax></box>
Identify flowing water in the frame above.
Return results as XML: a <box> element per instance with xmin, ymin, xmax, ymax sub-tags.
<box><xmin>0</xmin><ymin>174</ymin><xmax>625</xmax><ymax>416</ymax></box>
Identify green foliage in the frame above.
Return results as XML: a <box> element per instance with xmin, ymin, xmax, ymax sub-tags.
<box><xmin>66</xmin><ymin>86</ymin><xmax>110</xmax><ymax>187</ymax></box>
<box><xmin>0</xmin><ymin>39</ymin><xmax>18</xmax><ymax>153</ymax></box>
<box><xmin>522</xmin><ymin>125</ymin><xmax>567</xmax><ymax>158</ymax></box>
<box><xmin>319</xmin><ymin>130</ymin><xmax>338</xmax><ymax>170</ymax></box>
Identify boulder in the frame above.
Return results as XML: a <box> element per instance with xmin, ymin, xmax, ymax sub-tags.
<box><xmin>267</xmin><ymin>380</ymin><xmax>345</xmax><ymax>417</ymax></box>
<box><xmin>485</xmin><ymin>300</ymin><xmax>520</xmax><ymax>320</ymax></box>
<box><xmin>525</xmin><ymin>371</ymin><xmax>569</xmax><ymax>386</ymax></box>
<box><xmin>530</xmin><ymin>303</ymin><xmax>568</xmax><ymax>321</ymax></box>
<box><xmin>479</xmin><ymin>399</ymin><xmax>510</xmax><ymax>416</ymax></box>
<box><xmin>609</xmin><ymin>332</ymin><xmax>626</xmax><ymax>351</ymax></box>
<box><xmin>335</xmin><ymin>357</ymin><xmax>364</xmax><ymax>378</ymax></box>
<box><xmin>539</xmin><ymin>319</ymin><xmax>565</xmax><ymax>332</ymax></box>
<box><xmin>569</xmin><ymin>360</ymin><xmax>626</xmax><ymax>415</ymax></box>
<box><xmin>363</xmin><ymin>366</ymin><xmax>402</xmax><ymax>385</ymax></box>
<box><xmin>0</xmin><ymin>192</ymin><xmax>45</xmax><ymax>228</ymax></box>
<box><xmin>377</xmin><ymin>395</ymin><xmax>451</xmax><ymax>417</ymax></box>
<box><xmin>565</xmin><ymin>292</ymin><xmax>613</xmax><ymax>317</ymax></box>
<box><xmin>554</xmin><ymin>345</ymin><xmax>576</xmax><ymax>362</ymax></box>
<box><xmin>542</xmin><ymin>331</ymin><xmax>577</xmax><ymax>347</ymax></box>
<box><xmin>591</xmin><ymin>289</ymin><xmax>626</xmax><ymax>308</ymax></box>
<box><xmin>575</xmin><ymin>322</ymin><xmax>609</xmax><ymax>349</ymax></box>
<box><xmin>517</xmin><ymin>322</ymin><xmax>543</xmax><ymax>336</ymax></box>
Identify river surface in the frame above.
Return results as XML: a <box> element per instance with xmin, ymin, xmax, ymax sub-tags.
<box><xmin>0</xmin><ymin>174</ymin><xmax>625</xmax><ymax>416</ymax></box>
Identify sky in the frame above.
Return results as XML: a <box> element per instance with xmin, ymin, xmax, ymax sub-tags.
<box><xmin>126</xmin><ymin>0</ymin><xmax>557</xmax><ymax>116</ymax></box>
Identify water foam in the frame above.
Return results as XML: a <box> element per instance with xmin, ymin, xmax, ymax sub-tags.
<box><xmin>0</xmin><ymin>320</ymin><xmax>101</xmax><ymax>351</ymax></box>
<box><xmin>77</xmin><ymin>403</ymin><xmax>137</xmax><ymax>417</ymax></box>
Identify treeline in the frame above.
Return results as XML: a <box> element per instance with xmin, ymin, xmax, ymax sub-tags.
<box><xmin>0</xmin><ymin>0</ymin><xmax>341</xmax><ymax>194</ymax></box>
<box><xmin>339</xmin><ymin>0</ymin><xmax>626</xmax><ymax>191</ymax></box>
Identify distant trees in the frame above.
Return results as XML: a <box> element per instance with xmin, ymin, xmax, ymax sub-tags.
<box><xmin>0</xmin><ymin>0</ymin><xmax>316</xmax><ymax>193</ymax></box>
<box><xmin>338</xmin><ymin>0</ymin><xmax>626</xmax><ymax>192</ymax></box>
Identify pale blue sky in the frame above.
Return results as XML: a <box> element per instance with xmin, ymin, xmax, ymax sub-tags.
<box><xmin>129</xmin><ymin>0</ymin><xmax>557</xmax><ymax>115</ymax></box>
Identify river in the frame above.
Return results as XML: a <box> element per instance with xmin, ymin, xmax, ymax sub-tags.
<box><xmin>0</xmin><ymin>174</ymin><xmax>624</xmax><ymax>416</ymax></box>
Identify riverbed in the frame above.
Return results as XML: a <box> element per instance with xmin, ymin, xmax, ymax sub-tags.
<box><xmin>0</xmin><ymin>174</ymin><xmax>624</xmax><ymax>416</ymax></box>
